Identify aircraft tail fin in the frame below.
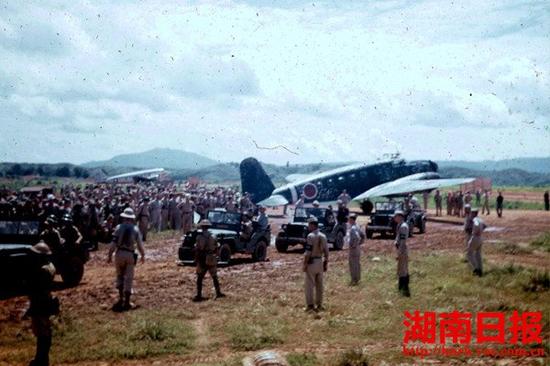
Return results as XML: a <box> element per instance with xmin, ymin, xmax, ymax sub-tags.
<box><xmin>240</xmin><ymin>157</ymin><xmax>275</xmax><ymax>204</ymax></box>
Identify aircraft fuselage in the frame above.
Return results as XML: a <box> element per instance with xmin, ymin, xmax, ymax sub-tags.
<box><xmin>273</xmin><ymin>159</ymin><xmax>438</xmax><ymax>204</ymax></box>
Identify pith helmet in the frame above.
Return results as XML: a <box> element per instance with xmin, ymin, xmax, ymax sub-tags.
<box><xmin>31</xmin><ymin>241</ymin><xmax>52</xmax><ymax>255</ymax></box>
<box><xmin>120</xmin><ymin>208</ymin><xmax>136</xmax><ymax>219</ymax></box>
<box><xmin>307</xmin><ymin>216</ymin><xmax>318</xmax><ymax>224</ymax></box>
<box><xmin>199</xmin><ymin>219</ymin><xmax>212</xmax><ymax>227</ymax></box>
<box><xmin>393</xmin><ymin>210</ymin><xmax>405</xmax><ymax>218</ymax></box>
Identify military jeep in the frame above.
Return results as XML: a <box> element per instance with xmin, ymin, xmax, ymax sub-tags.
<box><xmin>178</xmin><ymin>209</ymin><xmax>271</xmax><ymax>265</ymax></box>
<box><xmin>275</xmin><ymin>207</ymin><xmax>346</xmax><ymax>253</ymax></box>
<box><xmin>0</xmin><ymin>219</ymin><xmax>90</xmax><ymax>291</ymax></box>
<box><xmin>365</xmin><ymin>200</ymin><xmax>426</xmax><ymax>239</ymax></box>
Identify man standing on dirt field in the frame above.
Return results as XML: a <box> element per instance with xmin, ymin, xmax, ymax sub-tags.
<box><xmin>482</xmin><ymin>190</ymin><xmax>490</xmax><ymax>215</ymax></box>
<box><xmin>545</xmin><ymin>191</ymin><xmax>550</xmax><ymax>211</ymax></box>
<box><xmin>194</xmin><ymin>219</ymin><xmax>225</xmax><ymax>302</ymax></box>
<box><xmin>393</xmin><ymin>210</ymin><xmax>410</xmax><ymax>297</ymax></box>
<box><xmin>496</xmin><ymin>191</ymin><xmax>504</xmax><ymax>218</ymax></box>
<box><xmin>434</xmin><ymin>190</ymin><xmax>442</xmax><ymax>216</ymax></box>
<box><xmin>463</xmin><ymin>205</ymin><xmax>473</xmax><ymax>258</ymax></box>
<box><xmin>180</xmin><ymin>194</ymin><xmax>194</xmax><ymax>234</ymax></box>
<box><xmin>303</xmin><ymin>216</ymin><xmax>329</xmax><ymax>312</ymax></box>
<box><xmin>347</xmin><ymin>214</ymin><xmax>365</xmax><ymax>285</ymax></box>
<box><xmin>467</xmin><ymin>208</ymin><xmax>486</xmax><ymax>276</ymax></box>
<box><xmin>27</xmin><ymin>242</ymin><xmax>58</xmax><ymax>366</ymax></box>
<box><xmin>107</xmin><ymin>208</ymin><xmax>145</xmax><ymax>311</ymax></box>
<box><xmin>137</xmin><ymin>197</ymin><xmax>150</xmax><ymax>241</ymax></box>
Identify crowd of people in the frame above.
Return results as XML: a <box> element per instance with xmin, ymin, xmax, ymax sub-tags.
<box><xmin>431</xmin><ymin>189</ymin><xmax>503</xmax><ymax>217</ymax></box>
<box><xmin>0</xmin><ymin>182</ymin><xmax>258</xmax><ymax>248</ymax></box>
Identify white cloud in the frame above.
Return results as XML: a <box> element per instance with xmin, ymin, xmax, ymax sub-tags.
<box><xmin>0</xmin><ymin>0</ymin><xmax>548</xmax><ymax>165</ymax></box>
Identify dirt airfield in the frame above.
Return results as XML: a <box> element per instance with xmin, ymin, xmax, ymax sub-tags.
<box><xmin>1</xmin><ymin>209</ymin><xmax>549</xmax><ymax>366</ymax></box>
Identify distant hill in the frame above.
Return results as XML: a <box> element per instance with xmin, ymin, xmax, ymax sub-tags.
<box><xmin>439</xmin><ymin>167</ymin><xmax>550</xmax><ymax>187</ymax></box>
<box><xmin>436</xmin><ymin>157</ymin><xmax>550</xmax><ymax>174</ymax></box>
<box><xmin>82</xmin><ymin>148</ymin><xmax>218</xmax><ymax>170</ymax></box>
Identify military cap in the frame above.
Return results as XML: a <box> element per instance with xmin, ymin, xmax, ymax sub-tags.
<box><xmin>307</xmin><ymin>216</ymin><xmax>318</xmax><ymax>224</ymax></box>
<box><xmin>393</xmin><ymin>209</ymin><xmax>405</xmax><ymax>217</ymax></box>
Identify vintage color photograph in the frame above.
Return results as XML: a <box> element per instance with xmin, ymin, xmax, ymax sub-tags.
<box><xmin>0</xmin><ymin>1</ymin><xmax>549</xmax><ymax>365</ymax></box>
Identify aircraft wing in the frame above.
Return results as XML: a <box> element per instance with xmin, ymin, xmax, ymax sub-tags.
<box><xmin>258</xmin><ymin>194</ymin><xmax>289</xmax><ymax>207</ymax></box>
<box><xmin>353</xmin><ymin>177</ymin><xmax>475</xmax><ymax>200</ymax></box>
<box><xmin>106</xmin><ymin>168</ymin><xmax>165</xmax><ymax>182</ymax></box>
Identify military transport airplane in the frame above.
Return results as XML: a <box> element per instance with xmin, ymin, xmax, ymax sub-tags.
<box><xmin>105</xmin><ymin>168</ymin><xmax>166</xmax><ymax>183</ymax></box>
<box><xmin>239</xmin><ymin>157</ymin><xmax>474</xmax><ymax>206</ymax></box>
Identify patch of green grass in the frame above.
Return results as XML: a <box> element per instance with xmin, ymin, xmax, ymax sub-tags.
<box><xmin>332</xmin><ymin>348</ymin><xmax>369</xmax><ymax>366</ymax></box>
<box><xmin>287</xmin><ymin>352</ymin><xmax>319</xmax><ymax>366</ymax></box>
<box><xmin>226</xmin><ymin>320</ymin><xmax>288</xmax><ymax>351</ymax></box>
<box><xmin>50</xmin><ymin>310</ymin><xmax>195</xmax><ymax>363</ymax></box>
<box><xmin>523</xmin><ymin>271</ymin><xmax>550</xmax><ymax>293</ymax></box>
<box><xmin>495</xmin><ymin>242</ymin><xmax>533</xmax><ymax>255</ymax></box>
<box><xmin>530</xmin><ymin>232</ymin><xmax>550</xmax><ymax>252</ymax></box>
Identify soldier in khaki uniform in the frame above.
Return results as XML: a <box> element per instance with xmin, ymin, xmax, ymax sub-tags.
<box><xmin>193</xmin><ymin>219</ymin><xmax>225</xmax><ymax>302</ymax></box>
<box><xmin>180</xmin><ymin>194</ymin><xmax>194</xmax><ymax>234</ymax></box>
<box><xmin>393</xmin><ymin>210</ymin><xmax>410</xmax><ymax>297</ymax></box>
<box><xmin>467</xmin><ymin>208</ymin><xmax>486</xmax><ymax>276</ymax></box>
<box><xmin>137</xmin><ymin>197</ymin><xmax>150</xmax><ymax>241</ymax></box>
<box><xmin>463</xmin><ymin>205</ymin><xmax>473</xmax><ymax>252</ymax></box>
<box><xmin>347</xmin><ymin>214</ymin><xmax>365</xmax><ymax>285</ymax></box>
<box><xmin>303</xmin><ymin>216</ymin><xmax>329</xmax><ymax>312</ymax></box>
<box><xmin>107</xmin><ymin>208</ymin><xmax>145</xmax><ymax>311</ymax></box>
<box><xmin>27</xmin><ymin>242</ymin><xmax>58</xmax><ymax>366</ymax></box>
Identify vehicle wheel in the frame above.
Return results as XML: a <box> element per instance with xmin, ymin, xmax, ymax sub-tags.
<box><xmin>275</xmin><ymin>239</ymin><xmax>288</xmax><ymax>253</ymax></box>
<box><xmin>366</xmin><ymin>230</ymin><xmax>373</xmax><ymax>239</ymax></box>
<box><xmin>333</xmin><ymin>231</ymin><xmax>344</xmax><ymax>250</ymax></box>
<box><xmin>60</xmin><ymin>256</ymin><xmax>84</xmax><ymax>287</ymax></box>
<box><xmin>218</xmin><ymin>244</ymin><xmax>231</xmax><ymax>265</ymax></box>
<box><xmin>253</xmin><ymin>241</ymin><xmax>267</xmax><ymax>262</ymax></box>
<box><xmin>419</xmin><ymin>219</ymin><xmax>426</xmax><ymax>234</ymax></box>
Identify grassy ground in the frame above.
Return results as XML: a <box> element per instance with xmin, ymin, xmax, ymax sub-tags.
<box><xmin>3</xmin><ymin>251</ymin><xmax>547</xmax><ymax>365</ymax></box>
<box><xmin>1</xmin><ymin>211</ymin><xmax>549</xmax><ymax>365</ymax></box>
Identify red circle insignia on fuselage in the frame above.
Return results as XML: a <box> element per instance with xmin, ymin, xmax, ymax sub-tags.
<box><xmin>303</xmin><ymin>183</ymin><xmax>318</xmax><ymax>199</ymax></box>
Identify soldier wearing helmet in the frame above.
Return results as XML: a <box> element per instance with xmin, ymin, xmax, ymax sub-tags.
<box><xmin>59</xmin><ymin>214</ymin><xmax>83</xmax><ymax>251</ymax></box>
<box><xmin>193</xmin><ymin>219</ymin><xmax>225</xmax><ymax>302</ymax></box>
<box><xmin>27</xmin><ymin>241</ymin><xmax>57</xmax><ymax>366</ymax></box>
<box><xmin>39</xmin><ymin>215</ymin><xmax>62</xmax><ymax>254</ymax></box>
<box><xmin>107</xmin><ymin>208</ymin><xmax>145</xmax><ymax>311</ymax></box>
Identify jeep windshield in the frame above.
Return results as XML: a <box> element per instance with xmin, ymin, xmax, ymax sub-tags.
<box><xmin>0</xmin><ymin>220</ymin><xmax>41</xmax><ymax>244</ymax></box>
<box><xmin>375</xmin><ymin>202</ymin><xmax>402</xmax><ymax>212</ymax></box>
<box><xmin>0</xmin><ymin>221</ymin><xmax>40</xmax><ymax>236</ymax></box>
<box><xmin>207</xmin><ymin>211</ymin><xmax>241</xmax><ymax>226</ymax></box>
<box><xmin>294</xmin><ymin>208</ymin><xmax>326</xmax><ymax>224</ymax></box>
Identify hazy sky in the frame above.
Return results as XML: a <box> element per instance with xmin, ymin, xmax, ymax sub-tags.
<box><xmin>1</xmin><ymin>0</ymin><xmax>549</xmax><ymax>165</ymax></box>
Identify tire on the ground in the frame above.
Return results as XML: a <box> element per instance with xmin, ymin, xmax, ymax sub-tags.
<box><xmin>419</xmin><ymin>219</ymin><xmax>426</xmax><ymax>234</ymax></box>
<box><xmin>253</xmin><ymin>240</ymin><xmax>267</xmax><ymax>262</ymax></box>
<box><xmin>333</xmin><ymin>230</ymin><xmax>345</xmax><ymax>250</ymax></box>
<box><xmin>275</xmin><ymin>237</ymin><xmax>288</xmax><ymax>253</ymax></box>
<box><xmin>60</xmin><ymin>256</ymin><xmax>84</xmax><ymax>287</ymax></box>
<box><xmin>218</xmin><ymin>243</ymin><xmax>231</xmax><ymax>264</ymax></box>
